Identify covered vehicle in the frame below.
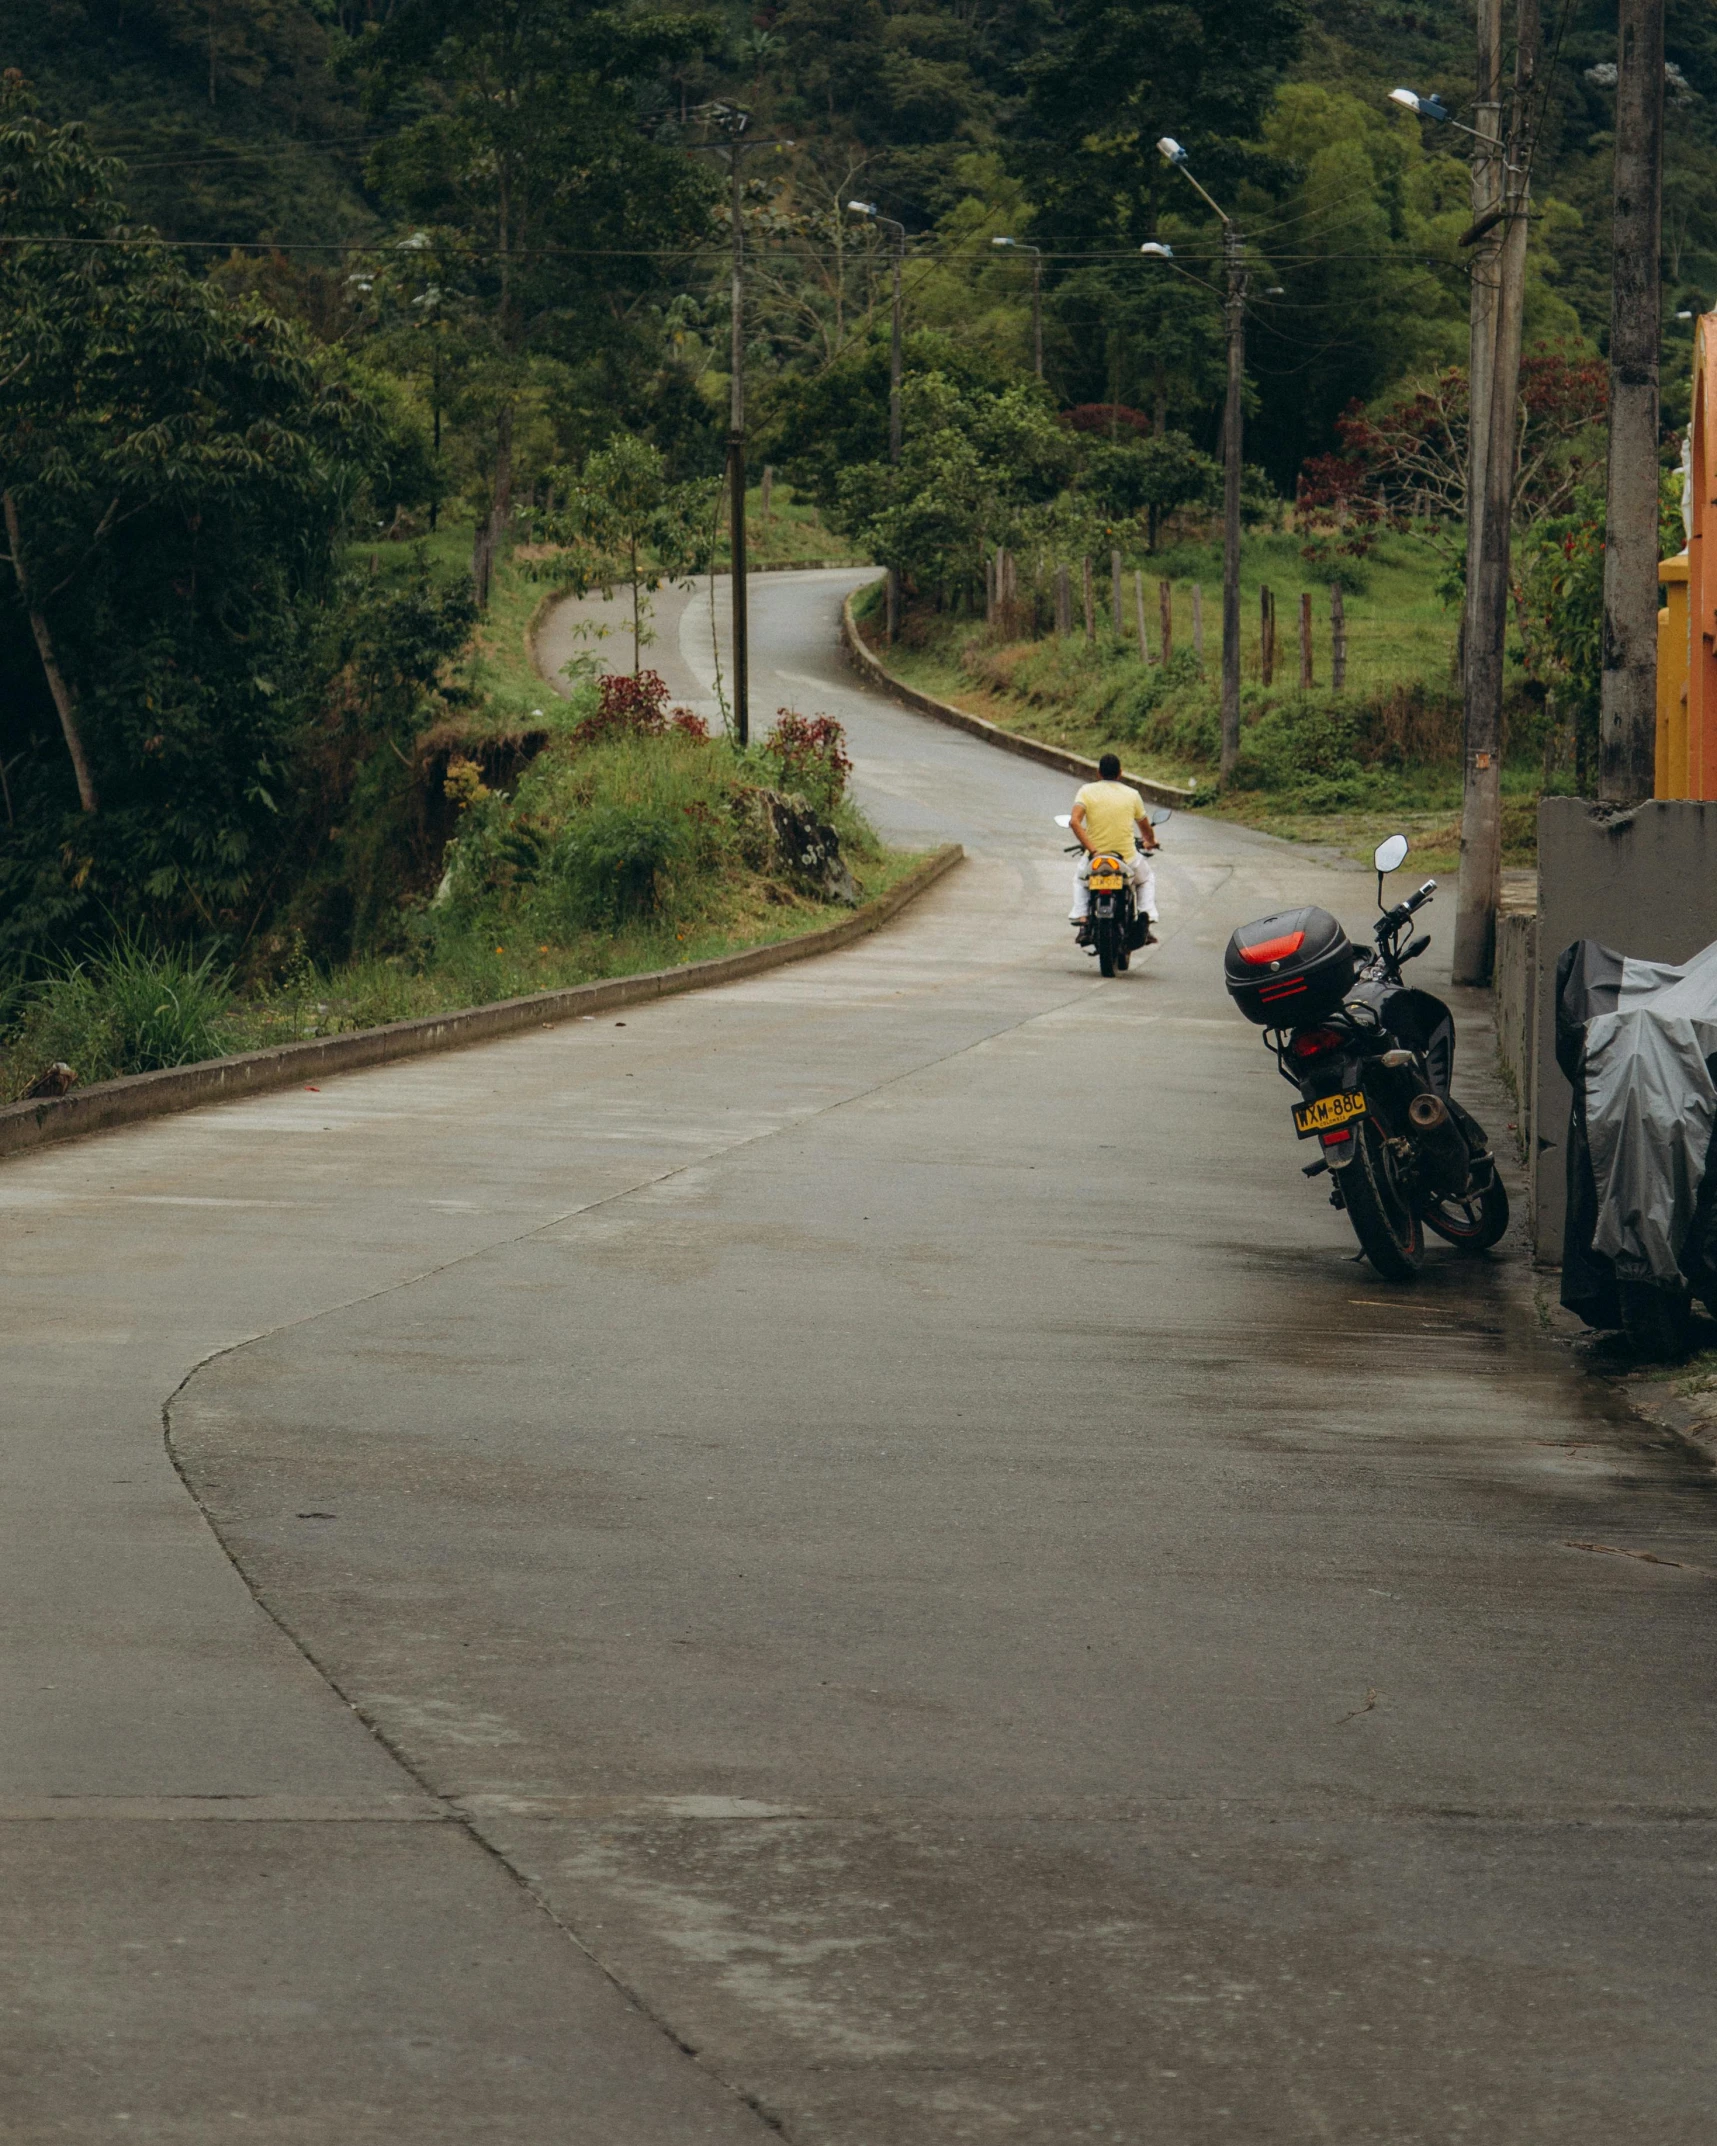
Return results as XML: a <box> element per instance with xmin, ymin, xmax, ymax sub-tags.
<box><xmin>1557</xmin><ymin>935</ymin><xmax>1717</xmax><ymax>1351</ymax></box>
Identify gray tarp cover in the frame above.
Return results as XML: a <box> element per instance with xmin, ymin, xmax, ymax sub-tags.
<box><xmin>1570</xmin><ymin>937</ymin><xmax>1717</xmax><ymax>1284</ymax></box>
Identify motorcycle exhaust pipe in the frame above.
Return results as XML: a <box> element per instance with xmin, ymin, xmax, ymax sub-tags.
<box><xmin>1407</xmin><ymin>1091</ymin><xmax>1470</xmax><ymax>1196</ymax></box>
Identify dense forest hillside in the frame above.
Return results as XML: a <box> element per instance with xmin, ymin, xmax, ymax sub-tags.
<box><xmin>0</xmin><ymin>0</ymin><xmax>1707</xmax><ymax>988</ymax></box>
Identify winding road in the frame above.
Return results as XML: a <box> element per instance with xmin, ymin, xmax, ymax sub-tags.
<box><xmin>4</xmin><ymin>570</ymin><xmax>1714</xmax><ymax>2142</ymax></box>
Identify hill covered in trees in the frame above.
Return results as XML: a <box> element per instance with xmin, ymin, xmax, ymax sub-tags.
<box><xmin>2</xmin><ymin>0</ymin><xmax>1711</xmax><ymax>977</ymax></box>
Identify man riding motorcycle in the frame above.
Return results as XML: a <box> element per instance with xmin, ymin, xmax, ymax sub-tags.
<box><xmin>1068</xmin><ymin>753</ymin><xmax>1159</xmax><ymax>948</ymax></box>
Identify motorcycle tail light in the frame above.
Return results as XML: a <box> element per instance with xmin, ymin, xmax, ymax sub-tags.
<box><xmin>1320</xmin><ymin>1127</ymin><xmax>1354</xmax><ymax>1148</ymax></box>
<box><xmin>1290</xmin><ymin>1026</ymin><xmax>1344</xmax><ymax>1058</ymax></box>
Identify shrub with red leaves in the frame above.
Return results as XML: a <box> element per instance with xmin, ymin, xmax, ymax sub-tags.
<box><xmin>764</xmin><ymin>710</ymin><xmax>852</xmax><ymax>814</ymax></box>
<box><xmin>669</xmin><ymin>708</ymin><xmax>711</xmax><ymax>739</ymax></box>
<box><xmin>574</xmin><ymin>670</ymin><xmax>673</xmax><ymax>744</ymax></box>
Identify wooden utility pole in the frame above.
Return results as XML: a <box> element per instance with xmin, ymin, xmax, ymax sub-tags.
<box><xmin>1219</xmin><ymin>220</ymin><xmax>1247</xmax><ymax>775</ymax></box>
<box><xmin>1598</xmin><ymin>0</ymin><xmax>1666</xmax><ymax>802</ymax></box>
<box><xmin>726</xmin><ymin>136</ymin><xmax>750</xmax><ymax>743</ymax></box>
<box><xmin>1452</xmin><ymin>0</ymin><xmax>1537</xmax><ymax>984</ymax></box>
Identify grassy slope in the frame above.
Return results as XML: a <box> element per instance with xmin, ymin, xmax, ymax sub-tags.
<box><xmin>864</xmin><ymin>532</ymin><xmax>1542</xmax><ymax>877</ymax></box>
<box><xmin>0</xmin><ymin>506</ymin><xmax>901</xmax><ymax>1099</ymax></box>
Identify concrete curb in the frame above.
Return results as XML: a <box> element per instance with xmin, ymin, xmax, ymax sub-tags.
<box><xmin>840</xmin><ymin>587</ymin><xmax>1198</xmax><ymax>811</ymax></box>
<box><xmin>0</xmin><ymin>844</ymin><xmax>964</xmax><ymax>1164</ymax></box>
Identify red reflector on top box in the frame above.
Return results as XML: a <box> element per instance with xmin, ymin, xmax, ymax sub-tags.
<box><xmin>1238</xmin><ymin>930</ymin><xmax>1306</xmax><ymax>966</ymax></box>
<box><xmin>1223</xmin><ymin>907</ymin><xmax>1359</xmax><ymax>1027</ymax></box>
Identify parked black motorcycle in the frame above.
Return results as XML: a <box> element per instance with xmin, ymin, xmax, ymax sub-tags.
<box><xmin>1223</xmin><ymin>834</ymin><xmax>1508</xmax><ymax>1280</ymax></box>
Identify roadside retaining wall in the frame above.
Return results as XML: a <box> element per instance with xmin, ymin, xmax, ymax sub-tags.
<box><xmin>841</xmin><ymin>591</ymin><xmax>1195</xmax><ymax>811</ymax></box>
<box><xmin>1494</xmin><ymin>909</ymin><xmax>1538</xmax><ymax>1159</ymax></box>
<box><xmin>0</xmin><ymin>844</ymin><xmax>963</xmax><ymax>1164</ymax></box>
<box><xmin>1533</xmin><ymin>797</ymin><xmax>1717</xmax><ymax>1261</ymax></box>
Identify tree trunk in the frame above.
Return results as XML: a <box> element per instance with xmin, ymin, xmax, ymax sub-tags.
<box><xmin>3</xmin><ymin>490</ymin><xmax>98</xmax><ymax>813</ymax></box>
<box><xmin>1598</xmin><ymin>0</ymin><xmax>1666</xmax><ymax>803</ymax></box>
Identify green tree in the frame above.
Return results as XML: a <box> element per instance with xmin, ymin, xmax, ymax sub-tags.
<box><xmin>0</xmin><ymin>79</ymin><xmax>377</xmax><ymax>955</ymax></box>
<box><xmin>353</xmin><ymin>0</ymin><xmax>715</xmax><ymax>603</ymax></box>
<box><xmin>836</xmin><ymin>372</ymin><xmax>1073</xmax><ymax>608</ymax></box>
<box><xmin>540</xmin><ymin>434</ymin><xmax>717</xmax><ymax>672</ymax></box>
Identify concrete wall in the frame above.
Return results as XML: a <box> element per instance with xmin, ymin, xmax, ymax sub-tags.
<box><xmin>1494</xmin><ymin>909</ymin><xmax>1538</xmax><ymax>1157</ymax></box>
<box><xmin>1533</xmin><ymin>797</ymin><xmax>1717</xmax><ymax>1260</ymax></box>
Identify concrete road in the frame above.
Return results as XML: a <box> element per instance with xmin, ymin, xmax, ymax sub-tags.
<box><xmin>5</xmin><ymin>570</ymin><xmax>1715</xmax><ymax>2141</ymax></box>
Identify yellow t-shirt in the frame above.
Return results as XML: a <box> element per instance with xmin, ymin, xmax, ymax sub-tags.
<box><xmin>1075</xmin><ymin>780</ymin><xmax>1145</xmax><ymax>858</ymax></box>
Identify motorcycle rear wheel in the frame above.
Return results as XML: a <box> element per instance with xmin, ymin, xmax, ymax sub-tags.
<box><xmin>1342</xmin><ymin>1120</ymin><xmax>1423</xmax><ymax>1281</ymax></box>
<box><xmin>1423</xmin><ymin>1173</ymin><xmax>1510</xmax><ymax>1252</ymax></box>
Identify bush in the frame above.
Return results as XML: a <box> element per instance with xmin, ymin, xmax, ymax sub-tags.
<box><xmin>761</xmin><ymin>711</ymin><xmax>852</xmax><ymax>816</ymax></box>
<box><xmin>4</xmin><ymin>934</ymin><xmax>232</xmax><ymax>1093</ymax></box>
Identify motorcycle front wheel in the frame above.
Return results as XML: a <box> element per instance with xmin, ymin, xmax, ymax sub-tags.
<box><xmin>1341</xmin><ymin>1120</ymin><xmax>1423</xmax><ymax>1281</ymax></box>
<box><xmin>1094</xmin><ymin>916</ymin><xmax>1121</xmax><ymax>977</ymax></box>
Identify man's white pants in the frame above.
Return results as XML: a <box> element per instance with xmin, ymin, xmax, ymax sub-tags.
<box><xmin>1071</xmin><ymin>853</ymin><xmax>1157</xmax><ymax>922</ymax></box>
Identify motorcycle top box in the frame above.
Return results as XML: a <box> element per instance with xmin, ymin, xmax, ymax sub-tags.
<box><xmin>1224</xmin><ymin>906</ymin><xmax>1359</xmax><ymax>1026</ymax></box>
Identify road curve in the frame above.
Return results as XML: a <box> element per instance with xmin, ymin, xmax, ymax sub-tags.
<box><xmin>4</xmin><ymin>571</ymin><xmax>1714</xmax><ymax>2141</ymax></box>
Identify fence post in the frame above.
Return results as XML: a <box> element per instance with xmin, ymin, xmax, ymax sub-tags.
<box><xmin>1111</xmin><ymin>550</ymin><xmax>1124</xmax><ymax>643</ymax></box>
<box><xmin>1056</xmin><ymin>563</ymin><xmax>1073</xmax><ymax>636</ymax></box>
<box><xmin>985</xmin><ymin>551</ymin><xmax>996</xmax><ymax>625</ymax></box>
<box><xmin>760</xmin><ymin>464</ymin><xmax>774</xmax><ymax>520</ymax></box>
<box><xmin>1159</xmin><ymin>579</ymin><xmax>1173</xmax><ymax>667</ymax></box>
<box><xmin>1082</xmin><ymin>557</ymin><xmax>1096</xmax><ymax>643</ymax></box>
<box><xmin>1299</xmin><ymin>590</ymin><xmax>1313</xmax><ymax>689</ymax></box>
<box><xmin>1330</xmin><ymin>583</ymin><xmax>1346</xmax><ymax>691</ymax></box>
<box><xmin>1134</xmin><ymin>570</ymin><xmax>1150</xmax><ymax>663</ymax></box>
<box><xmin>1191</xmin><ymin>583</ymin><xmax>1204</xmax><ymax>665</ymax></box>
<box><xmin>1260</xmin><ymin>585</ymin><xmax>1275</xmax><ymax>686</ymax></box>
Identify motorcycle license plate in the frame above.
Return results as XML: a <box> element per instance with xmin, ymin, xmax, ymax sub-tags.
<box><xmin>1292</xmin><ymin>1090</ymin><xmax>1367</xmax><ymax>1138</ymax></box>
<box><xmin>1088</xmin><ymin>874</ymin><xmax>1124</xmax><ymax>890</ymax></box>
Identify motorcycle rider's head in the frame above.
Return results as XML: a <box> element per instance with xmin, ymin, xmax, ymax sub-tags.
<box><xmin>1098</xmin><ymin>752</ymin><xmax>1121</xmax><ymax>780</ymax></box>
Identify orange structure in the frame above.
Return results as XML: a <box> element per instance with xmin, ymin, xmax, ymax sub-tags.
<box><xmin>1660</xmin><ymin>312</ymin><xmax>1717</xmax><ymax>796</ymax></box>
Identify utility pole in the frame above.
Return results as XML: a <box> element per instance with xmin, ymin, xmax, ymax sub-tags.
<box><xmin>727</xmin><ymin>134</ymin><xmax>749</xmax><ymax>745</ymax></box>
<box><xmin>689</xmin><ymin>106</ymin><xmax>794</xmax><ymax>744</ymax></box>
<box><xmin>1449</xmin><ymin>1</ymin><xmax>1538</xmax><ymax>982</ymax></box>
<box><xmin>1157</xmin><ymin>138</ymin><xmax>1245</xmax><ymax>778</ymax></box>
<box><xmin>1219</xmin><ymin>220</ymin><xmax>1246</xmax><ymax>777</ymax></box>
<box><xmin>1598</xmin><ymin>0</ymin><xmax>1666</xmax><ymax>802</ymax></box>
<box><xmin>852</xmin><ymin>200</ymin><xmax>907</xmax><ymax>640</ymax></box>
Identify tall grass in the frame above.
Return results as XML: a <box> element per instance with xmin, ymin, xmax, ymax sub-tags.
<box><xmin>4</xmin><ymin>935</ymin><xmax>232</xmax><ymax>1095</ymax></box>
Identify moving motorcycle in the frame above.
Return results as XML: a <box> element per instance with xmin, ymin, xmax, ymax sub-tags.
<box><xmin>1056</xmin><ymin>807</ymin><xmax>1170</xmax><ymax>978</ymax></box>
<box><xmin>1223</xmin><ymin>833</ymin><xmax>1508</xmax><ymax>1280</ymax></box>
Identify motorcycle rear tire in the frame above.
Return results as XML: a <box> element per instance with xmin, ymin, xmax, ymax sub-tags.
<box><xmin>1423</xmin><ymin>1174</ymin><xmax>1510</xmax><ymax>1253</ymax></box>
<box><xmin>1095</xmin><ymin>918</ymin><xmax>1120</xmax><ymax>977</ymax></box>
<box><xmin>1617</xmin><ymin>1279</ymin><xmax>1692</xmax><ymax>1360</ymax></box>
<box><xmin>1342</xmin><ymin>1120</ymin><xmax>1423</xmax><ymax>1281</ymax></box>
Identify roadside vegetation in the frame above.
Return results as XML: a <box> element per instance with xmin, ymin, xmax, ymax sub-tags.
<box><xmin>5</xmin><ymin>0</ymin><xmax>1711</xmax><ymax>1083</ymax></box>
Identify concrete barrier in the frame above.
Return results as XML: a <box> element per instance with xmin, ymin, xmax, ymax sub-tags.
<box><xmin>841</xmin><ymin>589</ymin><xmax>1196</xmax><ymax>811</ymax></box>
<box><xmin>1494</xmin><ymin>909</ymin><xmax>1538</xmax><ymax>1156</ymax></box>
<box><xmin>1533</xmin><ymin>797</ymin><xmax>1717</xmax><ymax>1261</ymax></box>
<box><xmin>0</xmin><ymin>844</ymin><xmax>964</xmax><ymax>1164</ymax></box>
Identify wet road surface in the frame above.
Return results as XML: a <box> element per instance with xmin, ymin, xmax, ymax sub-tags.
<box><xmin>5</xmin><ymin>570</ymin><xmax>1715</xmax><ymax>2140</ymax></box>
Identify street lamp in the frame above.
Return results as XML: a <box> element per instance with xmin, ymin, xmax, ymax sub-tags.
<box><xmin>991</xmin><ymin>235</ymin><xmax>1045</xmax><ymax>378</ymax></box>
<box><xmin>1138</xmin><ymin>241</ymin><xmax>1174</xmax><ymax>259</ymax></box>
<box><xmin>850</xmin><ymin>199</ymin><xmax>908</xmax><ymax>642</ymax></box>
<box><xmin>1158</xmin><ymin>134</ymin><xmax>1246</xmax><ymax>779</ymax></box>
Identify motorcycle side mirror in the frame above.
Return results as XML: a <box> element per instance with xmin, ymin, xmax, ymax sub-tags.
<box><xmin>1373</xmin><ymin>831</ymin><xmax>1408</xmax><ymax>909</ymax></box>
<box><xmin>1054</xmin><ymin>814</ymin><xmax>1072</xmax><ymax>828</ymax></box>
<box><xmin>1373</xmin><ymin>833</ymin><xmax>1409</xmax><ymax>874</ymax></box>
<box><xmin>1148</xmin><ymin>806</ymin><xmax>1173</xmax><ymax>828</ymax></box>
